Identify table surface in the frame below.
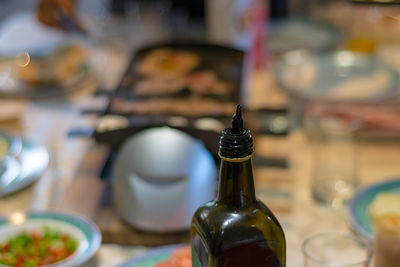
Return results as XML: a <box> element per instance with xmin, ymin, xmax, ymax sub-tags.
<box><xmin>1</xmin><ymin>9</ymin><xmax>400</xmax><ymax>267</ymax></box>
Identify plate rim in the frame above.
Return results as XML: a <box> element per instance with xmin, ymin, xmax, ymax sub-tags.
<box><xmin>276</xmin><ymin>50</ymin><xmax>400</xmax><ymax>103</ymax></box>
<box><xmin>268</xmin><ymin>18</ymin><xmax>340</xmax><ymax>54</ymax></box>
<box><xmin>347</xmin><ymin>178</ymin><xmax>400</xmax><ymax>241</ymax></box>
<box><xmin>0</xmin><ymin>211</ymin><xmax>102</xmax><ymax>267</ymax></box>
<box><xmin>0</xmin><ymin>138</ymin><xmax>49</xmax><ymax>197</ymax></box>
<box><xmin>117</xmin><ymin>244</ymin><xmax>185</xmax><ymax>267</ymax></box>
<box><xmin>0</xmin><ymin>131</ymin><xmax>22</xmax><ymax>158</ymax></box>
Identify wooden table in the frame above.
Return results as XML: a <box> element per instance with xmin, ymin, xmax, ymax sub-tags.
<box><xmin>54</xmin><ymin>127</ymin><xmax>400</xmax><ymax>266</ymax></box>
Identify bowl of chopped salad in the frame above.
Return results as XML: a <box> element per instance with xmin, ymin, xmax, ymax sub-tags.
<box><xmin>0</xmin><ymin>212</ymin><xmax>101</xmax><ymax>267</ymax></box>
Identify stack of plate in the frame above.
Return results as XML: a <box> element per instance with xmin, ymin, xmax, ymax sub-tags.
<box><xmin>0</xmin><ymin>131</ymin><xmax>48</xmax><ymax>196</ymax></box>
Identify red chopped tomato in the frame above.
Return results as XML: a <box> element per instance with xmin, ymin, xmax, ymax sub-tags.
<box><xmin>154</xmin><ymin>245</ymin><xmax>192</xmax><ymax>267</ymax></box>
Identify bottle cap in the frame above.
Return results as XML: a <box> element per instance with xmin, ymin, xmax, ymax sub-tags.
<box><xmin>219</xmin><ymin>104</ymin><xmax>253</xmax><ymax>159</ymax></box>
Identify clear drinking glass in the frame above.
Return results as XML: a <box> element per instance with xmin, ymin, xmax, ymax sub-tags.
<box><xmin>306</xmin><ymin>115</ymin><xmax>360</xmax><ymax>209</ymax></box>
<box><xmin>302</xmin><ymin>232</ymin><xmax>373</xmax><ymax>267</ymax></box>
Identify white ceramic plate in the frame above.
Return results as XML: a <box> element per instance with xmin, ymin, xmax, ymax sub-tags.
<box><xmin>0</xmin><ymin>137</ymin><xmax>49</xmax><ymax>197</ymax></box>
<box><xmin>276</xmin><ymin>50</ymin><xmax>400</xmax><ymax>102</ymax></box>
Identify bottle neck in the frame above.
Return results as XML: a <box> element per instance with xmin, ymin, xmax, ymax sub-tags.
<box><xmin>217</xmin><ymin>157</ymin><xmax>257</xmax><ymax>206</ymax></box>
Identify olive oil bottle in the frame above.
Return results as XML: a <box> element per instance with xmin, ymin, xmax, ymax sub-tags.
<box><xmin>191</xmin><ymin>105</ymin><xmax>286</xmax><ymax>267</ymax></box>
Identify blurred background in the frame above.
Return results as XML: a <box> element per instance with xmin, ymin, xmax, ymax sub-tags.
<box><xmin>0</xmin><ymin>0</ymin><xmax>400</xmax><ymax>266</ymax></box>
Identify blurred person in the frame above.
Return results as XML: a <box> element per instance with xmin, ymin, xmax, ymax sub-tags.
<box><xmin>36</xmin><ymin>0</ymin><xmax>205</xmax><ymax>32</ymax></box>
<box><xmin>37</xmin><ymin>0</ymin><xmax>86</xmax><ymax>32</ymax></box>
<box><xmin>37</xmin><ymin>0</ymin><xmax>288</xmax><ymax>33</ymax></box>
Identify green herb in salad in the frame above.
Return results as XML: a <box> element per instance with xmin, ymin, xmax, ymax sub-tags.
<box><xmin>0</xmin><ymin>226</ymin><xmax>79</xmax><ymax>267</ymax></box>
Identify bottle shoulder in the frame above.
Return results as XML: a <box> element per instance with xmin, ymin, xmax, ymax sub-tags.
<box><xmin>191</xmin><ymin>200</ymin><xmax>285</xmax><ymax>236</ymax></box>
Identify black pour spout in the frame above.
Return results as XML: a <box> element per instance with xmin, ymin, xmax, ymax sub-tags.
<box><xmin>232</xmin><ymin>104</ymin><xmax>244</xmax><ymax>134</ymax></box>
<box><xmin>219</xmin><ymin>104</ymin><xmax>253</xmax><ymax>159</ymax></box>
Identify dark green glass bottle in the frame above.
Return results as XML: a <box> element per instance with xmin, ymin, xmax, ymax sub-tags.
<box><xmin>191</xmin><ymin>105</ymin><xmax>286</xmax><ymax>267</ymax></box>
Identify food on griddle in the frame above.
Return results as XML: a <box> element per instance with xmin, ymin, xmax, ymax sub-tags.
<box><xmin>185</xmin><ymin>71</ymin><xmax>231</xmax><ymax>95</ymax></box>
<box><xmin>111</xmin><ymin>98</ymin><xmax>235</xmax><ymax>117</ymax></box>
<box><xmin>136</xmin><ymin>48</ymin><xmax>199</xmax><ymax>78</ymax></box>
<box><xmin>134</xmin><ymin>77</ymin><xmax>185</xmax><ymax>96</ymax></box>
